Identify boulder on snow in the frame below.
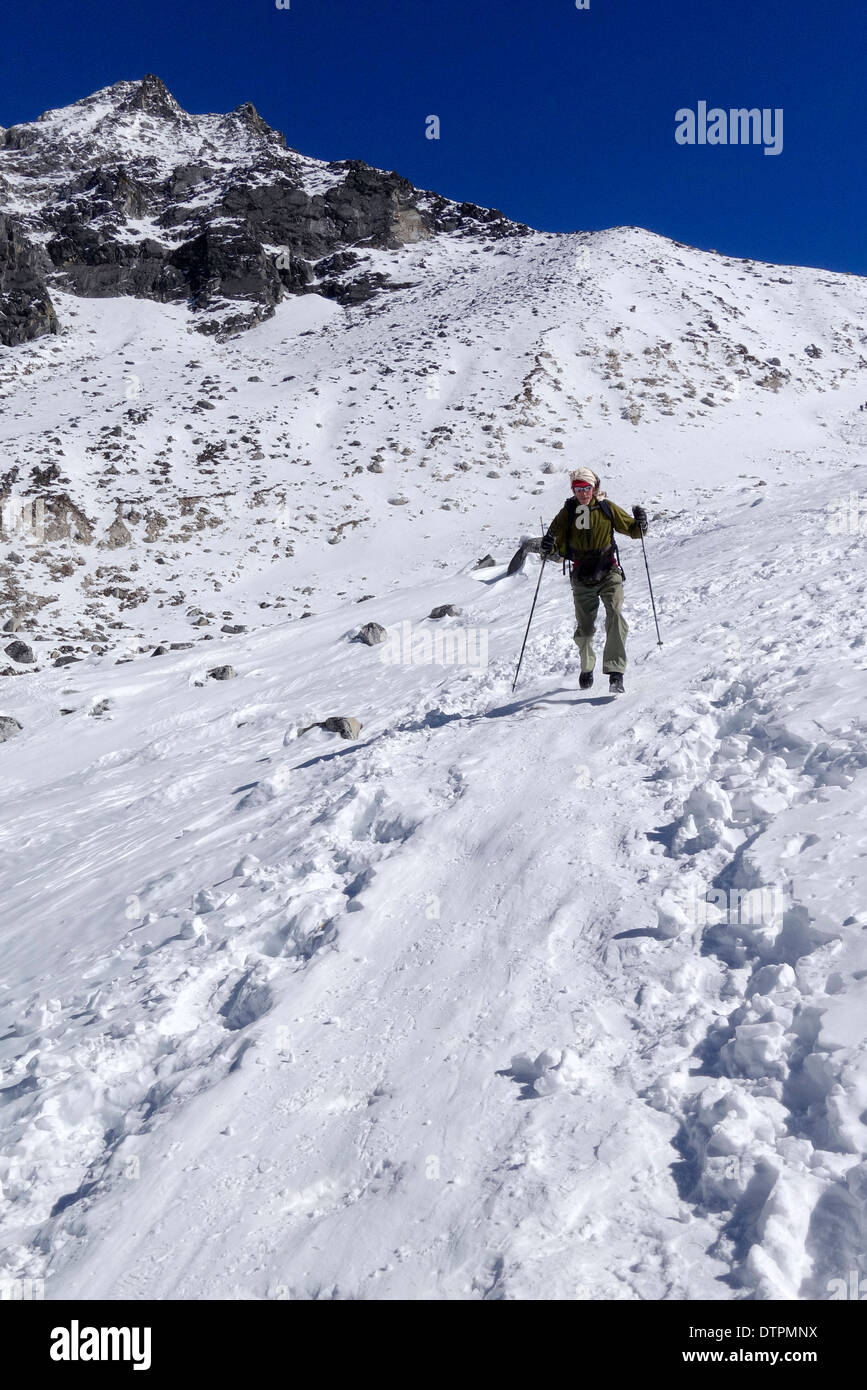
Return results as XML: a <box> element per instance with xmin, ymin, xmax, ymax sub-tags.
<box><xmin>0</xmin><ymin>714</ymin><xmax>23</xmax><ymax>742</ymax></box>
<box><xmin>506</xmin><ymin>545</ymin><xmax>527</xmax><ymax>575</ymax></box>
<box><xmin>353</xmin><ymin>622</ymin><xmax>387</xmax><ymax>646</ymax></box>
<box><xmin>2</xmin><ymin>616</ymin><xmax>22</xmax><ymax>633</ymax></box>
<box><xmin>4</xmin><ymin>640</ymin><xmax>34</xmax><ymax>663</ymax></box>
<box><xmin>475</xmin><ymin>554</ymin><xmax>496</xmax><ymax>569</ymax></box>
<box><xmin>206</xmin><ymin>665</ymin><xmax>236</xmax><ymax>681</ymax></box>
<box><xmin>507</xmin><ymin>535</ymin><xmax>544</xmax><ymax>575</ymax></box>
<box><xmin>429</xmin><ymin>604</ymin><xmax>461</xmax><ymax>619</ymax></box>
<box><xmin>319</xmin><ymin>716</ymin><xmax>363</xmax><ymax>740</ymax></box>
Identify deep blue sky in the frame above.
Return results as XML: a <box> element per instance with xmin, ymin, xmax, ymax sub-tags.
<box><xmin>2</xmin><ymin>0</ymin><xmax>864</xmax><ymax>274</ymax></box>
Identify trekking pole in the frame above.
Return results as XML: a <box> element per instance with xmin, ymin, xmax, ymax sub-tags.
<box><xmin>511</xmin><ymin>522</ymin><xmax>549</xmax><ymax>692</ymax></box>
<box><xmin>639</xmin><ymin>528</ymin><xmax>663</xmax><ymax>646</ymax></box>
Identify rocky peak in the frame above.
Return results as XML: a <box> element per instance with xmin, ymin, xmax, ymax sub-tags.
<box><xmin>230</xmin><ymin>101</ymin><xmax>287</xmax><ymax>147</ymax></box>
<box><xmin>0</xmin><ymin>77</ymin><xmax>529</xmax><ymax>343</ymax></box>
<box><xmin>123</xmin><ymin>73</ymin><xmax>182</xmax><ymax>118</ymax></box>
<box><xmin>60</xmin><ymin>73</ymin><xmax>185</xmax><ymax>125</ymax></box>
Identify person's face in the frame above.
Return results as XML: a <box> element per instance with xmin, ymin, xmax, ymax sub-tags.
<box><xmin>572</xmin><ymin>481</ymin><xmax>594</xmax><ymax>501</ymax></box>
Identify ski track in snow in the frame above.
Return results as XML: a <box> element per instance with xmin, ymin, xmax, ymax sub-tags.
<box><xmin>1</xmin><ymin>454</ymin><xmax>866</xmax><ymax>1301</ymax></box>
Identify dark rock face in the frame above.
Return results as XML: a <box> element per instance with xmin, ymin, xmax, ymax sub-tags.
<box><xmin>0</xmin><ymin>75</ymin><xmax>530</xmax><ymax>340</ymax></box>
<box><xmin>4</xmin><ymin>639</ymin><xmax>34</xmax><ymax>663</ymax></box>
<box><xmin>125</xmin><ymin>73</ymin><xmax>183</xmax><ymax>119</ymax></box>
<box><xmin>169</xmin><ymin>227</ymin><xmax>283</xmax><ymax>324</ymax></box>
<box><xmin>0</xmin><ymin>214</ymin><xmax>58</xmax><ymax>346</ymax></box>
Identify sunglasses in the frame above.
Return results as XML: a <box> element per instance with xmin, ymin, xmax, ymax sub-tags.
<box><xmin>571</xmin><ymin>481</ymin><xmax>594</xmax><ymax>491</ymax></box>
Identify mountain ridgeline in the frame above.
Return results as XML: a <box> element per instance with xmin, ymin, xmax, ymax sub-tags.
<box><xmin>0</xmin><ymin>74</ymin><xmax>527</xmax><ymax>345</ymax></box>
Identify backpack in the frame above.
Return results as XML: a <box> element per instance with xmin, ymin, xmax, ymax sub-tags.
<box><xmin>563</xmin><ymin>497</ymin><xmax>626</xmax><ymax>583</ymax></box>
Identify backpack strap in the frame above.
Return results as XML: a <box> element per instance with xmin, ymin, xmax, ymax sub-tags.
<box><xmin>598</xmin><ymin>500</ymin><xmax>625</xmax><ymax>581</ymax></box>
<box><xmin>564</xmin><ymin>496</ymin><xmax>578</xmax><ymax>568</ymax></box>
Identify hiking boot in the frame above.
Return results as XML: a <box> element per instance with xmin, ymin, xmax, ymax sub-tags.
<box><xmin>579</xmin><ymin>671</ymin><xmax>594</xmax><ymax>690</ymax></box>
<box><xmin>608</xmin><ymin>673</ymin><xmax>625</xmax><ymax>695</ymax></box>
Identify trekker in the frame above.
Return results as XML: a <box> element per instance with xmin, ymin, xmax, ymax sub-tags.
<box><xmin>541</xmin><ymin>467</ymin><xmax>648</xmax><ymax>695</ymax></box>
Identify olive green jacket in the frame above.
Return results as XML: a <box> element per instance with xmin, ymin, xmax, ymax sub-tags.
<box><xmin>547</xmin><ymin>497</ymin><xmax>643</xmax><ymax>558</ymax></box>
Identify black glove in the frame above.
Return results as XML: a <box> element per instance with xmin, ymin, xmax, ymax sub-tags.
<box><xmin>632</xmin><ymin>505</ymin><xmax>648</xmax><ymax>534</ymax></box>
<box><xmin>540</xmin><ymin>534</ymin><xmax>556</xmax><ymax>557</ymax></box>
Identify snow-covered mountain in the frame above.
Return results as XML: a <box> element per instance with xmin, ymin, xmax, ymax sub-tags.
<box><xmin>0</xmin><ymin>74</ymin><xmax>522</xmax><ymax>345</ymax></box>
<box><xmin>1</xmin><ymin>77</ymin><xmax>866</xmax><ymax>663</ymax></box>
<box><xmin>1</xmin><ymin>79</ymin><xmax>866</xmax><ymax>1303</ymax></box>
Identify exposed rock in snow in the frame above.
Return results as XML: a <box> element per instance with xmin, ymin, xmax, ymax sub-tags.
<box><xmin>318</xmin><ymin>716</ymin><xmax>363</xmax><ymax>739</ymax></box>
<box><xmin>4</xmin><ymin>639</ymin><xmax>33</xmax><ymax>663</ymax></box>
<box><xmin>353</xmin><ymin>622</ymin><xmax>387</xmax><ymax>646</ymax></box>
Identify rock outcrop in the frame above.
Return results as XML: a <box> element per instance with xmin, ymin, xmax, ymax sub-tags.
<box><xmin>0</xmin><ymin>214</ymin><xmax>58</xmax><ymax>346</ymax></box>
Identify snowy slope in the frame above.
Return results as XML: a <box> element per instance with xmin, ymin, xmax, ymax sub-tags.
<box><xmin>1</xmin><ymin>401</ymin><xmax>866</xmax><ymax>1299</ymax></box>
<box><xmin>2</xmin><ymin>222</ymin><xmax>866</xmax><ymax>664</ymax></box>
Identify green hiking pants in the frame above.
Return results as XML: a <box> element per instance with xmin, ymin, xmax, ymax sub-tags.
<box><xmin>571</xmin><ymin>568</ymin><xmax>628</xmax><ymax>674</ymax></box>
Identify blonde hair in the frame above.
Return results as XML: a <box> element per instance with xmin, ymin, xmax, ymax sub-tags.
<box><xmin>569</xmin><ymin>467</ymin><xmax>606</xmax><ymax>500</ymax></box>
